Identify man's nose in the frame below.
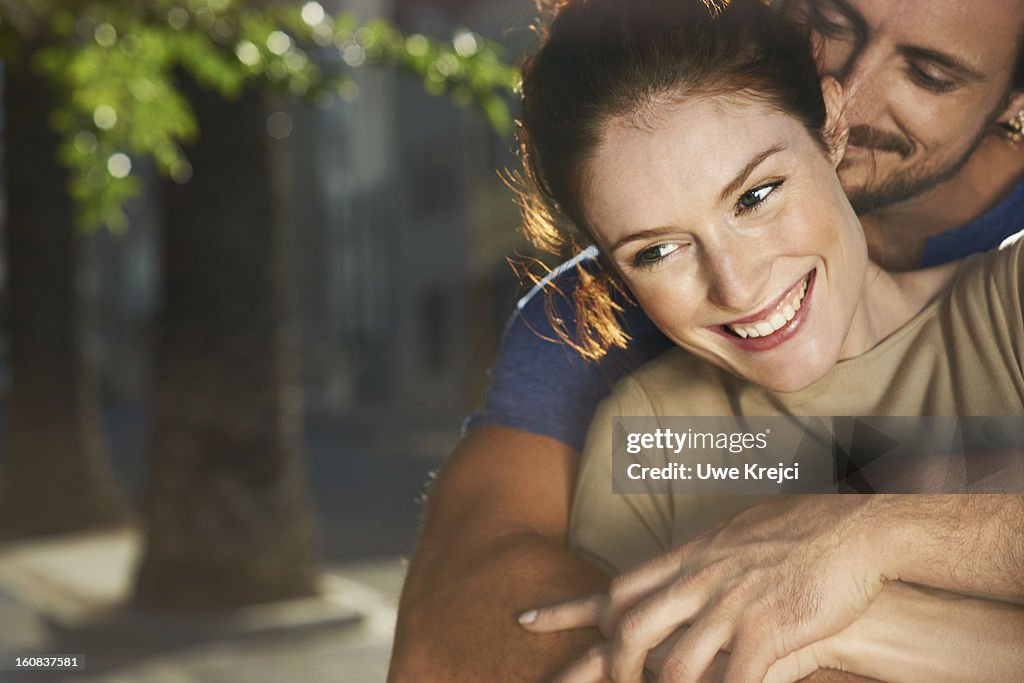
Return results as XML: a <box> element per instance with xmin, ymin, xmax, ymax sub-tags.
<box><xmin>704</xmin><ymin>243</ymin><xmax>773</xmax><ymax>314</ymax></box>
<box><xmin>836</xmin><ymin>45</ymin><xmax>890</xmax><ymax>125</ymax></box>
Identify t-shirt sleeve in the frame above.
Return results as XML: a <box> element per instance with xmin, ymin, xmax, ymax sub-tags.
<box><xmin>998</xmin><ymin>230</ymin><xmax>1024</xmax><ymax>368</ymax></box>
<box><xmin>569</xmin><ymin>376</ymin><xmax>674</xmax><ymax>576</ymax></box>
<box><xmin>464</xmin><ymin>257</ymin><xmax>672</xmax><ymax>452</ymax></box>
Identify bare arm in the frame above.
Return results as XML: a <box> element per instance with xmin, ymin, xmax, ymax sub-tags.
<box><xmin>525</xmin><ymin>494</ymin><xmax>1024</xmax><ymax>682</ymax></box>
<box><xmin>875</xmin><ymin>495</ymin><xmax>1024</xmax><ymax>599</ymax></box>
<box><xmin>840</xmin><ymin>582</ymin><xmax>1024</xmax><ymax>683</ymax></box>
<box><xmin>766</xmin><ymin>582</ymin><xmax>1024</xmax><ymax>683</ymax></box>
<box><xmin>388</xmin><ymin>425</ymin><xmax>608</xmax><ymax>682</ymax></box>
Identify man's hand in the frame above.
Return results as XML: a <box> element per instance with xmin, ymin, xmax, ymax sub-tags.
<box><xmin>389</xmin><ymin>426</ymin><xmax>609</xmax><ymax>682</ymax></box>
<box><xmin>520</xmin><ymin>496</ymin><xmax>886</xmax><ymax>683</ymax></box>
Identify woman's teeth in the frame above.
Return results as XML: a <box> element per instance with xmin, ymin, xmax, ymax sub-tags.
<box><xmin>728</xmin><ymin>276</ymin><xmax>809</xmax><ymax>339</ymax></box>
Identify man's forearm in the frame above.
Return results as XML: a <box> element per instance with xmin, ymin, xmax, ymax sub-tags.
<box><xmin>392</xmin><ymin>528</ymin><xmax>607</xmax><ymax>682</ymax></box>
<box><xmin>876</xmin><ymin>495</ymin><xmax>1024</xmax><ymax>599</ymax></box>
<box><xmin>831</xmin><ymin>582</ymin><xmax>1024</xmax><ymax>683</ymax></box>
<box><xmin>389</xmin><ymin>426</ymin><xmax>608</xmax><ymax>682</ymax></box>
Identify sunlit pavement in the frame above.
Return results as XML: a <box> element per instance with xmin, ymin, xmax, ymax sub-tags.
<box><xmin>0</xmin><ymin>530</ymin><xmax>406</xmax><ymax>682</ymax></box>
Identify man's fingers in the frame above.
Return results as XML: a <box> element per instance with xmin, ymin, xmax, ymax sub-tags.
<box><xmin>656</xmin><ymin>608</ymin><xmax>731</xmax><ymax>683</ymax></box>
<box><xmin>645</xmin><ymin>628</ymin><xmax>685</xmax><ymax>674</ymax></box>
<box><xmin>721</xmin><ymin>635</ymin><xmax>773</xmax><ymax>683</ymax></box>
<box><xmin>607</xmin><ymin>546</ymin><xmax>701</xmax><ymax>612</ymax></box>
<box><xmin>551</xmin><ymin>643</ymin><xmax>613</xmax><ymax>683</ymax></box>
<box><xmin>699</xmin><ymin>652</ymin><xmax>731</xmax><ymax>683</ymax></box>
<box><xmin>609</xmin><ymin>581</ymin><xmax>709</xmax><ymax>683</ymax></box>
<box><xmin>601</xmin><ymin>549</ymin><xmax>720</xmax><ymax>638</ymax></box>
<box><xmin>519</xmin><ymin>594</ymin><xmax>604</xmax><ymax>632</ymax></box>
<box><xmin>762</xmin><ymin>647</ymin><xmax>821</xmax><ymax>683</ymax></box>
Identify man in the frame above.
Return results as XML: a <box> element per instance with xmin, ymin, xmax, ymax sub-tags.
<box><xmin>389</xmin><ymin>1</ymin><xmax>1024</xmax><ymax>680</ymax></box>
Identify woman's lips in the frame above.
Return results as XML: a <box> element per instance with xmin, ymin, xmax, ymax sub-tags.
<box><xmin>715</xmin><ymin>270</ymin><xmax>816</xmax><ymax>352</ymax></box>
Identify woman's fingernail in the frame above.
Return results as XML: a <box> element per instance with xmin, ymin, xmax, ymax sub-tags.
<box><xmin>518</xmin><ymin>609</ymin><xmax>538</xmax><ymax>625</ymax></box>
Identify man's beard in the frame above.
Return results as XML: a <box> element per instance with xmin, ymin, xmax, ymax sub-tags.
<box><xmin>840</xmin><ymin>120</ymin><xmax>994</xmax><ymax>216</ymax></box>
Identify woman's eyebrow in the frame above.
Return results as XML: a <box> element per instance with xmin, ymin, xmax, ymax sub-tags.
<box><xmin>718</xmin><ymin>144</ymin><xmax>787</xmax><ymax>202</ymax></box>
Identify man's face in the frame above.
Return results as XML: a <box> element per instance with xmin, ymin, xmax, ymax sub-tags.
<box><xmin>792</xmin><ymin>0</ymin><xmax>1024</xmax><ymax>213</ymax></box>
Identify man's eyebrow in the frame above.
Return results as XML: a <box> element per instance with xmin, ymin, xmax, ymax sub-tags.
<box><xmin>818</xmin><ymin>0</ymin><xmax>983</xmax><ymax>83</ymax></box>
<box><xmin>718</xmin><ymin>144</ymin><xmax>787</xmax><ymax>203</ymax></box>
<box><xmin>900</xmin><ymin>46</ymin><xmax>985</xmax><ymax>82</ymax></box>
<box><xmin>820</xmin><ymin>0</ymin><xmax>868</xmax><ymax>35</ymax></box>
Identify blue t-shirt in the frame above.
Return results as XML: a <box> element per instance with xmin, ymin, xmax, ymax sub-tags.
<box><xmin>466</xmin><ymin>179</ymin><xmax>1024</xmax><ymax>451</ymax></box>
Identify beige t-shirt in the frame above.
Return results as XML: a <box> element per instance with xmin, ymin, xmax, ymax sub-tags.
<box><xmin>570</xmin><ymin>235</ymin><xmax>1024</xmax><ymax>576</ymax></box>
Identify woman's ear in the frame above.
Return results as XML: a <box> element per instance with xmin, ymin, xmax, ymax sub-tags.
<box><xmin>820</xmin><ymin>76</ymin><xmax>849</xmax><ymax>168</ymax></box>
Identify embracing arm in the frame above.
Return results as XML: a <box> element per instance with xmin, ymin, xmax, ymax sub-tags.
<box><xmin>766</xmin><ymin>582</ymin><xmax>1024</xmax><ymax>683</ymax></box>
<box><xmin>388</xmin><ymin>425</ymin><xmax>608</xmax><ymax>682</ymax></box>
<box><xmin>872</xmin><ymin>495</ymin><xmax>1024</xmax><ymax>599</ymax></box>
<box><xmin>524</xmin><ymin>493</ymin><xmax>1024</xmax><ymax>683</ymax></box>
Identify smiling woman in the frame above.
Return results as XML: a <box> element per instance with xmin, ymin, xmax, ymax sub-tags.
<box><xmin>581</xmin><ymin>92</ymin><xmax>883</xmax><ymax>393</ymax></box>
<box><xmin>519</xmin><ymin>0</ymin><xmax>958</xmax><ymax>392</ymax></box>
<box><xmin>514</xmin><ymin>0</ymin><xmax>1024</xmax><ymax>681</ymax></box>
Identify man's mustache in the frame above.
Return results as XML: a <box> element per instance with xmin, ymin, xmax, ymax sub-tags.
<box><xmin>847</xmin><ymin>125</ymin><xmax>914</xmax><ymax>158</ymax></box>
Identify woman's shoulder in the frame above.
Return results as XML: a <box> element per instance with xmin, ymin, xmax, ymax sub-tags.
<box><xmin>603</xmin><ymin>347</ymin><xmax>738</xmax><ymax>417</ymax></box>
<box><xmin>994</xmin><ymin>227</ymin><xmax>1024</xmax><ymax>282</ymax></box>
<box><xmin>946</xmin><ymin>227</ymin><xmax>1024</xmax><ymax>305</ymax></box>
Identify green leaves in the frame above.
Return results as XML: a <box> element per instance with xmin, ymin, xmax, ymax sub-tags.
<box><xmin>366</xmin><ymin>21</ymin><xmax>518</xmax><ymax>136</ymax></box>
<box><xmin>0</xmin><ymin>0</ymin><xmax>520</xmax><ymax>230</ymax></box>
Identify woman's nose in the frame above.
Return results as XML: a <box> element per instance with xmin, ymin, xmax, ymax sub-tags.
<box><xmin>704</xmin><ymin>245</ymin><xmax>772</xmax><ymax>313</ymax></box>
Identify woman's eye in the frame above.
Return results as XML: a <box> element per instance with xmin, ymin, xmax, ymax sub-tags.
<box><xmin>737</xmin><ymin>181</ymin><xmax>782</xmax><ymax>213</ymax></box>
<box><xmin>634</xmin><ymin>243</ymin><xmax>681</xmax><ymax>268</ymax></box>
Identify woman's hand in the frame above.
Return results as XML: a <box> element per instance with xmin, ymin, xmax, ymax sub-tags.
<box><xmin>520</xmin><ymin>496</ymin><xmax>887</xmax><ymax>683</ymax></box>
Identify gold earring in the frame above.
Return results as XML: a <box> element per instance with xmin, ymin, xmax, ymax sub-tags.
<box><xmin>1003</xmin><ymin>109</ymin><xmax>1024</xmax><ymax>144</ymax></box>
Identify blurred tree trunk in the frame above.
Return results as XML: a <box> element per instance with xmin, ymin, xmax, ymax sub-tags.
<box><xmin>132</xmin><ymin>74</ymin><xmax>320</xmax><ymax>610</ymax></box>
<box><xmin>0</xmin><ymin>53</ymin><xmax>130</xmax><ymax>539</ymax></box>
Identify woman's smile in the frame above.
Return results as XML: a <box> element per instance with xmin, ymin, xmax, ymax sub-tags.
<box><xmin>715</xmin><ymin>269</ymin><xmax>815</xmax><ymax>351</ymax></box>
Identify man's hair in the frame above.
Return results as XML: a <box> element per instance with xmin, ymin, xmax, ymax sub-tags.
<box><xmin>517</xmin><ymin>0</ymin><xmax>826</xmax><ymax>358</ymax></box>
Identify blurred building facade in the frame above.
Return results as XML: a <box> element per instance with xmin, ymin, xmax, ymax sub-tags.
<box><xmin>0</xmin><ymin>0</ymin><xmax>531</xmax><ymax>460</ymax></box>
<box><xmin>281</xmin><ymin>0</ymin><xmax>528</xmax><ymax>455</ymax></box>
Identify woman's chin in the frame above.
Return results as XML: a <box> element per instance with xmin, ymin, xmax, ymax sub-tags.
<box><xmin>697</xmin><ymin>340</ymin><xmax>840</xmax><ymax>394</ymax></box>
<box><xmin>743</xmin><ymin>363</ymin><xmax>833</xmax><ymax>394</ymax></box>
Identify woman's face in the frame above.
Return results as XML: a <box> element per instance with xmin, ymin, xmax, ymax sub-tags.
<box><xmin>581</xmin><ymin>94</ymin><xmax>870</xmax><ymax>392</ymax></box>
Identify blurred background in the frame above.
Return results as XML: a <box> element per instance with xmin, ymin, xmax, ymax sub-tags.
<box><xmin>0</xmin><ymin>0</ymin><xmax>536</xmax><ymax>680</ymax></box>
